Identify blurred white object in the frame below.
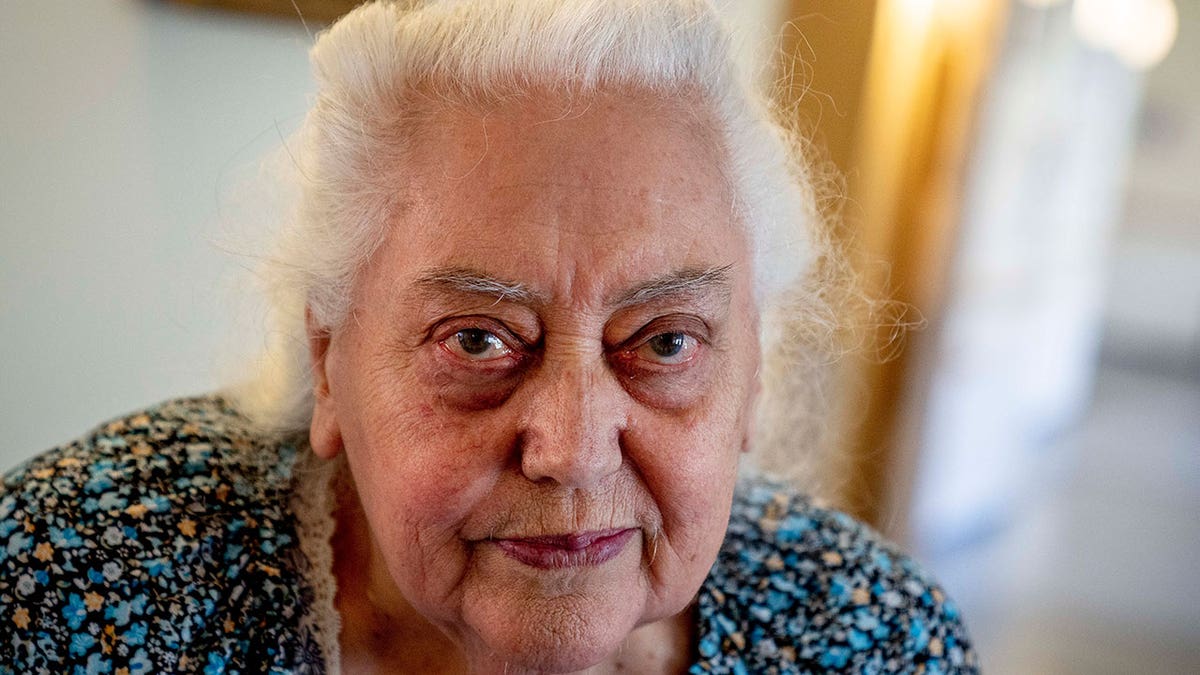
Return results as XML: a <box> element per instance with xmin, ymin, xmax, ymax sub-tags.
<box><xmin>911</xmin><ymin>1</ymin><xmax>1144</xmax><ymax>552</ymax></box>
<box><xmin>1073</xmin><ymin>0</ymin><xmax>1178</xmax><ymax>69</ymax></box>
<box><xmin>1018</xmin><ymin>0</ymin><xmax>1068</xmax><ymax>9</ymax></box>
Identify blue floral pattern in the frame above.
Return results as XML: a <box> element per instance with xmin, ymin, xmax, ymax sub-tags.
<box><xmin>0</xmin><ymin>397</ymin><xmax>322</xmax><ymax>673</ymax></box>
<box><xmin>0</xmin><ymin>396</ymin><xmax>976</xmax><ymax>673</ymax></box>
<box><xmin>694</xmin><ymin>483</ymin><xmax>978</xmax><ymax>673</ymax></box>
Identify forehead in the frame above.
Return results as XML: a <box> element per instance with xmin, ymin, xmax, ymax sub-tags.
<box><xmin>364</xmin><ymin>92</ymin><xmax>750</xmax><ymax>305</ymax></box>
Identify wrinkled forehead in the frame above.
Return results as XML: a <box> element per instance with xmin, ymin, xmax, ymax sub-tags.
<box><xmin>362</xmin><ymin>90</ymin><xmax>752</xmax><ymax>306</ymax></box>
<box><xmin>401</xmin><ymin>89</ymin><xmax>733</xmax><ymax>197</ymax></box>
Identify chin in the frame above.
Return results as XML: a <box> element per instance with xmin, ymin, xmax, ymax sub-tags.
<box><xmin>493</xmin><ymin>644</ymin><xmax>616</xmax><ymax>674</ymax></box>
<box><xmin>464</xmin><ymin>593</ymin><xmax>641</xmax><ymax>674</ymax></box>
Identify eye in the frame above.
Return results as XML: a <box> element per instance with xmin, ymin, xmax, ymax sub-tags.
<box><xmin>441</xmin><ymin>328</ymin><xmax>514</xmax><ymax>362</ymax></box>
<box><xmin>634</xmin><ymin>331</ymin><xmax>699</xmax><ymax>365</ymax></box>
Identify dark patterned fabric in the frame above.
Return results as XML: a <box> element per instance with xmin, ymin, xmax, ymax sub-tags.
<box><xmin>694</xmin><ymin>484</ymin><xmax>977</xmax><ymax>674</ymax></box>
<box><xmin>0</xmin><ymin>397</ymin><xmax>322</xmax><ymax>674</ymax></box>
<box><xmin>0</xmin><ymin>396</ymin><xmax>976</xmax><ymax>673</ymax></box>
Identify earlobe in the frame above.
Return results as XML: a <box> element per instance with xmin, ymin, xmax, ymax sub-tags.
<box><xmin>741</xmin><ymin>368</ymin><xmax>761</xmax><ymax>455</ymax></box>
<box><xmin>306</xmin><ymin>307</ymin><xmax>343</xmax><ymax>460</ymax></box>
<box><xmin>310</xmin><ymin>397</ymin><xmax>343</xmax><ymax>460</ymax></box>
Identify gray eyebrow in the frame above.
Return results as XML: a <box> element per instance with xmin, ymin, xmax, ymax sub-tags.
<box><xmin>412</xmin><ymin>264</ymin><xmax>733</xmax><ymax>307</ymax></box>
<box><xmin>614</xmin><ymin>265</ymin><xmax>734</xmax><ymax>307</ymax></box>
<box><xmin>413</xmin><ymin>267</ymin><xmax>544</xmax><ymax>304</ymax></box>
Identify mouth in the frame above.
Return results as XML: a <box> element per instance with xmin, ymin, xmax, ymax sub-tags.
<box><xmin>493</xmin><ymin>528</ymin><xmax>638</xmax><ymax>569</ymax></box>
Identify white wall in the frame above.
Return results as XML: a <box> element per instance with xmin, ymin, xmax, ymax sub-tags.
<box><xmin>0</xmin><ymin>1</ymin><xmax>784</xmax><ymax>468</ymax></box>
<box><xmin>1</xmin><ymin>2</ymin><xmax>312</xmax><ymax>462</ymax></box>
<box><xmin>1103</xmin><ymin>0</ymin><xmax>1200</xmax><ymax>368</ymax></box>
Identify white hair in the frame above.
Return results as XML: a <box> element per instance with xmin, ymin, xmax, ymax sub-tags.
<box><xmin>228</xmin><ymin>0</ymin><xmax>853</xmax><ymax>489</ymax></box>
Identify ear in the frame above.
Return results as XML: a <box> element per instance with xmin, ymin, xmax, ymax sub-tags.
<box><xmin>306</xmin><ymin>307</ymin><xmax>343</xmax><ymax>460</ymax></box>
<box><xmin>741</xmin><ymin>367</ymin><xmax>762</xmax><ymax>455</ymax></box>
<box><xmin>741</xmin><ymin>411</ymin><xmax>757</xmax><ymax>454</ymax></box>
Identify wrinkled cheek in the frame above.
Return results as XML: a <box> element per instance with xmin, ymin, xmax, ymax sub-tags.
<box><xmin>390</xmin><ymin>515</ymin><xmax>475</xmax><ymax>613</ymax></box>
<box><xmin>642</xmin><ymin>423</ymin><xmax>741</xmax><ymax>583</ymax></box>
<box><xmin>354</xmin><ymin>471</ymin><xmax>479</xmax><ymax>618</ymax></box>
<box><xmin>348</xmin><ymin>410</ymin><xmax>510</xmax><ymax>608</ymax></box>
<box><xmin>662</xmin><ymin>467</ymin><xmax>736</xmax><ymax>554</ymax></box>
<box><xmin>353</xmin><ymin>399</ymin><xmax>504</xmax><ymax>521</ymax></box>
<box><xmin>654</xmin><ymin>426</ymin><xmax>740</xmax><ymax>520</ymax></box>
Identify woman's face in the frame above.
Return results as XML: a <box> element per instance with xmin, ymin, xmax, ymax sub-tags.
<box><xmin>309</xmin><ymin>94</ymin><xmax>760</xmax><ymax>671</ymax></box>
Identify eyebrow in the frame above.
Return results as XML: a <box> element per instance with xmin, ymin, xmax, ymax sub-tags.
<box><xmin>413</xmin><ymin>267</ymin><xmax>545</xmax><ymax>304</ymax></box>
<box><xmin>411</xmin><ymin>264</ymin><xmax>734</xmax><ymax>307</ymax></box>
<box><xmin>613</xmin><ymin>265</ymin><xmax>734</xmax><ymax>307</ymax></box>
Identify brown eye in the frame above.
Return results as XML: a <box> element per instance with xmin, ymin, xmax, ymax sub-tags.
<box><xmin>442</xmin><ymin>329</ymin><xmax>513</xmax><ymax>361</ymax></box>
<box><xmin>635</xmin><ymin>332</ymin><xmax>698</xmax><ymax>365</ymax></box>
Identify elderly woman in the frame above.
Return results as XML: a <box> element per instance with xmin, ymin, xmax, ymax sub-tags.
<box><xmin>0</xmin><ymin>0</ymin><xmax>975</xmax><ymax>672</ymax></box>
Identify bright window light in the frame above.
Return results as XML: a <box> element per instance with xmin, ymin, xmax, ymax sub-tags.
<box><xmin>1073</xmin><ymin>0</ymin><xmax>1178</xmax><ymax>69</ymax></box>
<box><xmin>1018</xmin><ymin>0</ymin><xmax>1069</xmax><ymax>8</ymax></box>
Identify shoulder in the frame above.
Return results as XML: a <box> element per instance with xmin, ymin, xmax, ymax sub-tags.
<box><xmin>0</xmin><ymin>396</ymin><xmax>299</xmax><ymax>542</ymax></box>
<box><xmin>0</xmin><ymin>396</ymin><xmax>324</xmax><ymax>672</ymax></box>
<box><xmin>2</xmin><ymin>396</ymin><xmax>297</xmax><ymax>508</ymax></box>
<box><xmin>696</xmin><ymin>476</ymin><xmax>979</xmax><ymax>674</ymax></box>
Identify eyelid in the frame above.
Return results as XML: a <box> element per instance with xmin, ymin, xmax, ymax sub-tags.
<box><xmin>607</xmin><ymin>316</ymin><xmax>711</xmax><ymax>374</ymax></box>
<box><xmin>432</xmin><ymin>317</ymin><xmax>534</xmax><ymax>367</ymax></box>
<box><xmin>441</xmin><ymin>330</ymin><xmax>512</xmax><ymax>362</ymax></box>
<box><xmin>634</xmin><ymin>332</ymin><xmax>700</xmax><ymax>365</ymax></box>
<box><xmin>614</xmin><ymin>314</ymin><xmax>712</xmax><ymax>352</ymax></box>
<box><xmin>431</xmin><ymin>316</ymin><xmax>531</xmax><ymax>347</ymax></box>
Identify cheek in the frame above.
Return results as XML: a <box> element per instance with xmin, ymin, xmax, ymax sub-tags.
<box><xmin>651</xmin><ymin>423</ymin><xmax>740</xmax><ymax>521</ymax></box>
<box><xmin>421</xmin><ymin>345</ymin><xmax>526</xmax><ymax>411</ymax></box>
<box><xmin>349</xmin><ymin>403</ymin><xmax>507</xmax><ymax>527</ymax></box>
<box><xmin>610</xmin><ymin>351</ymin><xmax>717</xmax><ymax>411</ymax></box>
<box><xmin>636</xmin><ymin>397</ymin><xmax>745</xmax><ymax>539</ymax></box>
<box><xmin>638</xmin><ymin>351</ymin><xmax>757</xmax><ymax>552</ymax></box>
<box><xmin>344</xmin><ymin>353</ymin><xmax>505</xmax><ymax>493</ymax></box>
<box><xmin>622</xmin><ymin>412</ymin><xmax>740</xmax><ymax>619</ymax></box>
<box><xmin>336</xmin><ymin>369</ymin><xmax>517</xmax><ymax>600</ymax></box>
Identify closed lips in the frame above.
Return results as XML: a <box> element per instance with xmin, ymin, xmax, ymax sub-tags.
<box><xmin>494</xmin><ymin>529</ymin><xmax>638</xmax><ymax>569</ymax></box>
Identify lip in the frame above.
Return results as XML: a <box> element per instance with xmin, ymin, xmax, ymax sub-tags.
<box><xmin>494</xmin><ymin>528</ymin><xmax>637</xmax><ymax>569</ymax></box>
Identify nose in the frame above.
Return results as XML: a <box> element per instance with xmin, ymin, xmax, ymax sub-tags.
<box><xmin>516</xmin><ymin>358</ymin><xmax>625</xmax><ymax>488</ymax></box>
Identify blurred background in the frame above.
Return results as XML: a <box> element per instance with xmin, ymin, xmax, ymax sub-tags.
<box><xmin>1</xmin><ymin>0</ymin><xmax>1196</xmax><ymax>672</ymax></box>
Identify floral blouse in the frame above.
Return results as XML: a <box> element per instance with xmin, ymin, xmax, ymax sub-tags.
<box><xmin>0</xmin><ymin>396</ymin><xmax>977</xmax><ymax>673</ymax></box>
